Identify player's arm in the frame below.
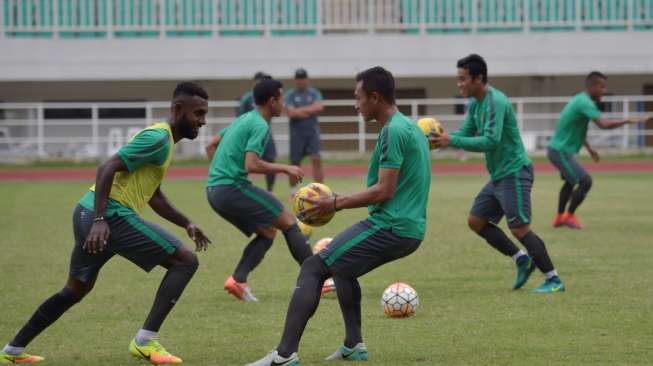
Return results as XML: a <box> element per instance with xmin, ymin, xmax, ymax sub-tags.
<box><xmin>583</xmin><ymin>141</ymin><xmax>600</xmax><ymax>162</ymax></box>
<box><xmin>336</xmin><ymin>168</ymin><xmax>399</xmax><ymax>209</ymax></box>
<box><xmin>84</xmin><ymin>154</ymin><xmax>128</xmax><ymax>254</ymax></box>
<box><xmin>592</xmin><ymin>117</ymin><xmax>641</xmax><ymax>130</ymax></box>
<box><xmin>148</xmin><ymin>186</ymin><xmax>211</xmax><ymax>251</ymax></box>
<box><xmin>286</xmin><ymin>105</ymin><xmax>311</xmax><ymax>119</ymax></box>
<box><xmin>245</xmin><ymin>152</ymin><xmax>303</xmax><ymax>181</ymax></box>
<box><xmin>304</xmin><ymin>89</ymin><xmax>325</xmax><ymax>115</ymax></box>
<box><xmin>205</xmin><ymin>134</ymin><xmax>222</xmax><ymax>161</ymax></box>
<box><xmin>436</xmin><ymin>102</ymin><xmax>505</xmax><ymax>152</ymax></box>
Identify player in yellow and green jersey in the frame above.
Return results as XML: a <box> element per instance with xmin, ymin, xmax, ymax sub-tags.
<box><xmin>434</xmin><ymin>54</ymin><xmax>564</xmax><ymax>294</ymax></box>
<box><xmin>548</xmin><ymin>71</ymin><xmax>649</xmax><ymax>229</ymax></box>
<box><xmin>0</xmin><ymin>82</ymin><xmax>212</xmax><ymax>365</ymax></box>
<box><xmin>248</xmin><ymin>67</ymin><xmax>431</xmax><ymax>366</ymax></box>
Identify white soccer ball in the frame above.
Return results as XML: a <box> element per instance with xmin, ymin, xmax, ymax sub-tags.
<box><xmin>381</xmin><ymin>282</ymin><xmax>419</xmax><ymax>318</ymax></box>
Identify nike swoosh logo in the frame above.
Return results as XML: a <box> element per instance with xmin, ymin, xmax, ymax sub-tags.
<box><xmin>551</xmin><ymin>285</ymin><xmax>563</xmax><ymax>292</ymax></box>
<box><xmin>135</xmin><ymin>347</ymin><xmax>150</xmax><ymax>360</ymax></box>
<box><xmin>507</xmin><ymin>217</ymin><xmax>518</xmax><ymax>222</ymax></box>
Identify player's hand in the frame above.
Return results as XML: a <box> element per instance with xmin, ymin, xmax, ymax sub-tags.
<box><xmin>300</xmin><ymin>185</ymin><xmax>335</xmax><ymax>220</ymax></box>
<box><xmin>285</xmin><ymin>166</ymin><xmax>305</xmax><ymax>183</ymax></box>
<box><xmin>186</xmin><ymin>223</ymin><xmax>211</xmax><ymax>252</ymax></box>
<box><xmin>431</xmin><ymin>130</ymin><xmax>451</xmax><ymax>148</ymax></box>
<box><xmin>589</xmin><ymin>149</ymin><xmax>600</xmax><ymax>163</ymax></box>
<box><xmin>84</xmin><ymin>221</ymin><xmax>110</xmax><ymax>254</ymax></box>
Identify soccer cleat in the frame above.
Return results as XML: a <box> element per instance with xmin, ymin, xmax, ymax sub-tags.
<box><xmin>325</xmin><ymin>343</ymin><xmax>368</xmax><ymax>361</ymax></box>
<box><xmin>0</xmin><ymin>352</ymin><xmax>44</xmax><ymax>364</ymax></box>
<box><xmin>320</xmin><ymin>278</ymin><xmax>336</xmax><ymax>297</ymax></box>
<box><xmin>551</xmin><ymin>213</ymin><xmax>565</xmax><ymax>228</ymax></box>
<box><xmin>246</xmin><ymin>350</ymin><xmax>299</xmax><ymax>366</ymax></box>
<box><xmin>531</xmin><ymin>276</ymin><xmax>566</xmax><ymax>294</ymax></box>
<box><xmin>128</xmin><ymin>339</ymin><xmax>182</xmax><ymax>364</ymax></box>
<box><xmin>512</xmin><ymin>255</ymin><xmax>536</xmax><ymax>290</ymax></box>
<box><xmin>224</xmin><ymin>276</ymin><xmax>259</xmax><ymax>302</ymax></box>
<box><xmin>562</xmin><ymin>212</ymin><xmax>583</xmax><ymax>230</ymax></box>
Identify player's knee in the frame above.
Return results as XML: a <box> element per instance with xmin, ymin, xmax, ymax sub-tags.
<box><xmin>276</xmin><ymin>210</ymin><xmax>297</xmax><ymax>231</ymax></box>
<box><xmin>174</xmin><ymin>248</ymin><xmax>199</xmax><ymax>272</ymax></box>
<box><xmin>257</xmin><ymin>225</ymin><xmax>278</xmax><ymax>240</ymax></box>
<box><xmin>299</xmin><ymin>255</ymin><xmax>329</xmax><ymax>280</ymax></box>
<box><xmin>62</xmin><ymin>283</ymin><xmax>91</xmax><ymax>303</ymax></box>
<box><xmin>579</xmin><ymin>175</ymin><xmax>593</xmax><ymax>192</ymax></box>
<box><xmin>510</xmin><ymin>225</ymin><xmax>530</xmax><ymax>240</ymax></box>
<box><xmin>467</xmin><ymin>216</ymin><xmax>486</xmax><ymax>234</ymax></box>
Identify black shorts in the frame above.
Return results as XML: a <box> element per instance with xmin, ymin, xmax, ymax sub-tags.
<box><xmin>470</xmin><ymin>164</ymin><xmax>533</xmax><ymax>229</ymax></box>
<box><xmin>290</xmin><ymin>126</ymin><xmax>320</xmax><ymax>165</ymax></box>
<box><xmin>207</xmin><ymin>183</ymin><xmax>284</xmax><ymax>237</ymax></box>
<box><xmin>318</xmin><ymin>219</ymin><xmax>421</xmax><ymax>278</ymax></box>
<box><xmin>547</xmin><ymin>147</ymin><xmax>589</xmax><ymax>185</ymax></box>
<box><xmin>70</xmin><ymin>205</ymin><xmax>182</xmax><ymax>283</ymax></box>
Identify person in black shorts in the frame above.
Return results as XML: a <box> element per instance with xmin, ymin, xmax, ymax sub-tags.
<box><xmin>205</xmin><ymin>79</ymin><xmax>312</xmax><ymax>302</ymax></box>
<box><xmin>0</xmin><ymin>82</ymin><xmax>212</xmax><ymax>364</ymax></box>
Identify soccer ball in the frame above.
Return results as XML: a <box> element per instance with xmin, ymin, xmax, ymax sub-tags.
<box><xmin>298</xmin><ymin>221</ymin><xmax>313</xmax><ymax>240</ymax></box>
<box><xmin>417</xmin><ymin>117</ymin><xmax>444</xmax><ymax>150</ymax></box>
<box><xmin>381</xmin><ymin>282</ymin><xmax>419</xmax><ymax>318</ymax></box>
<box><xmin>292</xmin><ymin>183</ymin><xmax>336</xmax><ymax>226</ymax></box>
<box><xmin>313</xmin><ymin>237</ymin><xmax>332</xmax><ymax>254</ymax></box>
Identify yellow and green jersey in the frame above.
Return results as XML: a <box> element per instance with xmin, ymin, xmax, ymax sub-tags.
<box><xmin>366</xmin><ymin>111</ymin><xmax>431</xmax><ymax>240</ymax></box>
<box><xmin>450</xmin><ymin>86</ymin><xmax>531</xmax><ymax>181</ymax></box>
<box><xmin>549</xmin><ymin>92</ymin><xmax>601</xmax><ymax>154</ymax></box>
<box><xmin>207</xmin><ymin>109</ymin><xmax>270</xmax><ymax>187</ymax></box>
<box><xmin>79</xmin><ymin>122</ymin><xmax>174</xmax><ymax>216</ymax></box>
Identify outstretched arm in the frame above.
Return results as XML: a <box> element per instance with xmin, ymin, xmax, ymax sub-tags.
<box><xmin>583</xmin><ymin>141</ymin><xmax>600</xmax><ymax>162</ymax></box>
<box><xmin>149</xmin><ymin>186</ymin><xmax>211</xmax><ymax>251</ymax></box>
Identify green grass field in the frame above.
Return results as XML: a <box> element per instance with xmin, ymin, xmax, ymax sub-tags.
<box><xmin>1</xmin><ymin>173</ymin><xmax>652</xmax><ymax>365</ymax></box>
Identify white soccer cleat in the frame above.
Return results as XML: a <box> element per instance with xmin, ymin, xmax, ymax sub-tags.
<box><xmin>246</xmin><ymin>350</ymin><xmax>299</xmax><ymax>366</ymax></box>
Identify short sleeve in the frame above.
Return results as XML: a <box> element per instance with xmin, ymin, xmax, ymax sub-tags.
<box><xmin>117</xmin><ymin>129</ymin><xmax>170</xmax><ymax>172</ymax></box>
<box><xmin>579</xmin><ymin>97</ymin><xmax>601</xmax><ymax>121</ymax></box>
<box><xmin>378</xmin><ymin>124</ymin><xmax>404</xmax><ymax>169</ymax></box>
<box><xmin>245</xmin><ymin>121</ymin><xmax>270</xmax><ymax>157</ymax></box>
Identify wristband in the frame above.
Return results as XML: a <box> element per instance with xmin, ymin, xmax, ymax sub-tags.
<box><xmin>93</xmin><ymin>216</ymin><xmax>105</xmax><ymax>223</ymax></box>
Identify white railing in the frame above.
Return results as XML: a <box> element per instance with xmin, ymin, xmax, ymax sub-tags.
<box><xmin>1</xmin><ymin>95</ymin><xmax>651</xmax><ymax>160</ymax></box>
<box><xmin>2</xmin><ymin>0</ymin><xmax>652</xmax><ymax>38</ymax></box>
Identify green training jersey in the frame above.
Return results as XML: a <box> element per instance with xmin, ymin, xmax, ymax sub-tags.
<box><xmin>549</xmin><ymin>92</ymin><xmax>601</xmax><ymax>154</ymax></box>
<box><xmin>207</xmin><ymin>110</ymin><xmax>270</xmax><ymax>186</ymax></box>
<box><xmin>367</xmin><ymin>111</ymin><xmax>431</xmax><ymax>240</ymax></box>
<box><xmin>450</xmin><ymin>86</ymin><xmax>531</xmax><ymax>181</ymax></box>
<box><xmin>238</xmin><ymin>91</ymin><xmax>255</xmax><ymax>116</ymax></box>
<box><xmin>79</xmin><ymin>123</ymin><xmax>174</xmax><ymax>217</ymax></box>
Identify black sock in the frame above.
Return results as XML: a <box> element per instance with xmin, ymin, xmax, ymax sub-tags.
<box><xmin>518</xmin><ymin>231</ymin><xmax>555</xmax><ymax>273</ymax></box>
<box><xmin>10</xmin><ymin>287</ymin><xmax>81</xmax><ymax>347</ymax></box>
<box><xmin>283</xmin><ymin>224</ymin><xmax>313</xmax><ymax>265</ymax></box>
<box><xmin>276</xmin><ymin>256</ymin><xmax>330</xmax><ymax>357</ymax></box>
<box><xmin>333</xmin><ymin>276</ymin><xmax>362</xmax><ymax>348</ymax></box>
<box><xmin>558</xmin><ymin>182</ymin><xmax>574</xmax><ymax>214</ymax></box>
<box><xmin>265</xmin><ymin>174</ymin><xmax>276</xmax><ymax>192</ymax></box>
<box><xmin>478</xmin><ymin>223</ymin><xmax>520</xmax><ymax>257</ymax></box>
<box><xmin>569</xmin><ymin>175</ymin><xmax>592</xmax><ymax>214</ymax></box>
<box><xmin>233</xmin><ymin>235</ymin><xmax>274</xmax><ymax>283</ymax></box>
<box><xmin>143</xmin><ymin>263</ymin><xmax>197</xmax><ymax>332</ymax></box>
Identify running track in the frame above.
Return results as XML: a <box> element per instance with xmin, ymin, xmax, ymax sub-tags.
<box><xmin>1</xmin><ymin>161</ymin><xmax>652</xmax><ymax>182</ymax></box>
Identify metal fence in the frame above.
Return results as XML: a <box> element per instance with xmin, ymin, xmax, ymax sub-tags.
<box><xmin>1</xmin><ymin>95</ymin><xmax>651</xmax><ymax>160</ymax></box>
<box><xmin>2</xmin><ymin>0</ymin><xmax>652</xmax><ymax>38</ymax></box>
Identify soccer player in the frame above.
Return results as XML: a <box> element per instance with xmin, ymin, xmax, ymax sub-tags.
<box><xmin>0</xmin><ymin>82</ymin><xmax>212</xmax><ymax>364</ymax></box>
<box><xmin>548</xmin><ymin>71</ymin><xmax>647</xmax><ymax>229</ymax></box>
<box><xmin>433</xmin><ymin>54</ymin><xmax>565</xmax><ymax>294</ymax></box>
<box><xmin>286</xmin><ymin>68</ymin><xmax>325</xmax><ymax>197</ymax></box>
<box><xmin>205</xmin><ymin>79</ymin><xmax>312</xmax><ymax>302</ymax></box>
<box><xmin>239</xmin><ymin>71</ymin><xmax>278</xmax><ymax>192</ymax></box>
<box><xmin>247</xmin><ymin>66</ymin><xmax>431</xmax><ymax>366</ymax></box>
